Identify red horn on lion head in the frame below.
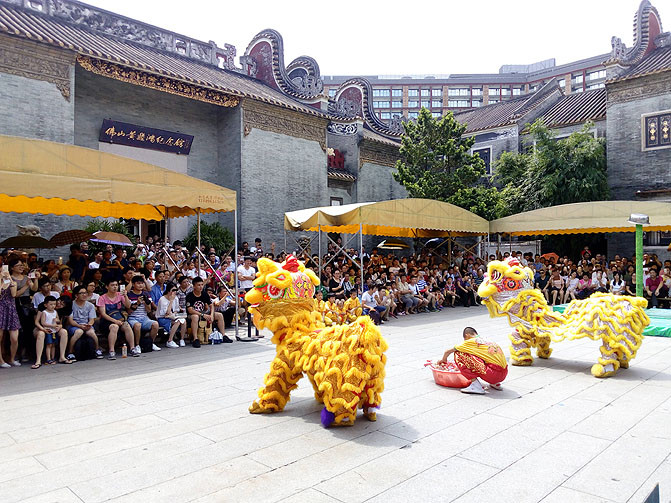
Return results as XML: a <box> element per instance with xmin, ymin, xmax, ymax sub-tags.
<box><xmin>282</xmin><ymin>255</ymin><xmax>300</xmax><ymax>273</ymax></box>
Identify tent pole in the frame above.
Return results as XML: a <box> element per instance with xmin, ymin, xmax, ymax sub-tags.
<box><xmin>234</xmin><ymin>209</ymin><xmax>239</xmax><ymax>339</ymax></box>
<box><xmin>284</xmin><ymin>230</ymin><xmax>287</xmax><ymax>255</ymax></box>
<box><xmin>359</xmin><ymin>223</ymin><xmax>364</xmax><ymax>294</ymax></box>
<box><xmin>447</xmin><ymin>232</ymin><xmax>452</xmax><ymax>267</ymax></box>
<box><xmin>318</xmin><ymin>225</ymin><xmax>322</xmax><ymax>282</ymax></box>
<box><xmin>196</xmin><ymin>209</ymin><xmax>201</xmax><ymax>275</ymax></box>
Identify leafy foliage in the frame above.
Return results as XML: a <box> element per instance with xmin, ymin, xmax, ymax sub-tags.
<box><xmin>449</xmin><ymin>186</ymin><xmax>506</xmax><ymax>222</ymax></box>
<box><xmin>393</xmin><ymin>108</ymin><xmax>486</xmax><ymax>201</ymax></box>
<box><xmin>183</xmin><ymin>221</ymin><xmax>233</xmax><ymax>254</ymax></box>
<box><xmin>494</xmin><ymin>120</ymin><xmax>608</xmax><ymax>215</ymax></box>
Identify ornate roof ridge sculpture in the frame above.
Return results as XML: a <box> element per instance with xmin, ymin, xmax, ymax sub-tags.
<box><xmin>607</xmin><ymin>0</ymin><xmax>670</xmax><ymax>70</ymax></box>
<box><xmin>241</xmin><ymin>29</ymin><xmax>324</xmax><ymax>101</ymax></box>
<box><xmin>0</xmin><ymin>0</ymin><xmax>238</xmax><ymax>68</ymax></box>
<box><xmin>327</xmin><ymin>77</ymin><xmax>407</xmax><ymax>140</ymax></box>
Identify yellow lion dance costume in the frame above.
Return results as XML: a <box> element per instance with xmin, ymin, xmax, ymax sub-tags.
<box><xmin>245</xmin><ymin>255</ymin><xmax>388</xmax><ymax>426</ymax></box>
<box><xmin>477</xmin><ymin>257</ymin><xmax>649</xmax><ymax>378</ymax></box>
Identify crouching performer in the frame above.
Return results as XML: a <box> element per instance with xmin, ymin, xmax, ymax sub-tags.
<box><xmin>438</xmin><ymin>327</ymin><xmax>508</xmax><ymax>395</ymax></box>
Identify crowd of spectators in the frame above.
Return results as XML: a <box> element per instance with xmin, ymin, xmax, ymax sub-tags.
<box><xmin>0</xmin><ymin>233</ymin><xmax>667</xmax><ymax>370</ymax></box>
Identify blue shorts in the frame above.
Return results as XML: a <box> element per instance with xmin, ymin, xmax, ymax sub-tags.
<box><xmin>129</xmin><ymin>317</ymin><xmax>154</xmax><ymax>331</ymax></box>
<box><xmin>45</xmin><ymin>331</ymin><xmax>60</xmax><ymax>345</ymax></box>
<box><xmin>158</xmin><ymin>318</ymin><xmax>172</xmax><ymax>332</ymax></box>
<box><xmin>67</xmin><ymin>326</ymin><xmax>83</xmax><ymax>337</ymax></box>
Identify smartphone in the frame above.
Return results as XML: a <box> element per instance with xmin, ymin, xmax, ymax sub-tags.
<box><xmin>119</xmin><ymin>284</ymin><xmax>126</xmax><ymax>292</ymax></box>
<box><xmin>1</xmin><ymin>265</ymin><xmax>8</xmax><ymax>275</ymax></box>
<box><xmin>29</xmin><ymin>270</ymin><xmax>37</xmax><ymax>279</ymax></box>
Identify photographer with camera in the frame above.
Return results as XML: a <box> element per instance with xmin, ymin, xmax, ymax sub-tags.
<box><xmin>125</xmin><ymin>275</ymin><xmax>160</xmax><ymax>355</ymax></box>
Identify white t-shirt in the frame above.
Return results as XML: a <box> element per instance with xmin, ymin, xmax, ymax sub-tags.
<box><xmin>237</xmin><ymin>265</ymin><xmax>255</xmax><ymax>289</ymax></box>
<box><xmin>361</xmin><ymin>291</ymin><xmax>377</xmax><ymax>309</ymax></box>
<box><xmin>33</xmin><ymin>291</ymin><xmax>60</xmax><ymax>309</ymax></box>
<box><xmin>88</xmin><ymin>261</ymin><xmax>100</xmax><ymax>269</ymax></box>
<box><xmin>157</xmin><ymin>296</ymin><xmax>180</xmax><ymax>318</ymax></box>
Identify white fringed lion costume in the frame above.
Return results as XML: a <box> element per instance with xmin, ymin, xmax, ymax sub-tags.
<box><xmin>245</xmin><ymin>255</ymin><xmax>388</xmax><ymax>426</ymax></box>
<box><xmin>477</xmin><ymin>258</ymin><xmax>649</xmax><ymax>378</ymax></box>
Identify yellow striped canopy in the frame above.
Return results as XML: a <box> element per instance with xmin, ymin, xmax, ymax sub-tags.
<box><xmin>489</xmin><ymin>201</ymin><xmax>671</xmax><ymax>236</ymax></box>
<box><xmin>0</xmin><ymin>135</ymin><xmax>236</xmax><ymax>220</ymax></box>
<box><xmin>284</xmin><ymin>198</ymin><xmax>489</xmax><ymax>237</ymax></box>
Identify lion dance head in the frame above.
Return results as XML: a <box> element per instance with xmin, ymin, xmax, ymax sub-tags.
<box><xmin>244</xmin><ymin>255</ymin><xmax>320</xmax><ymax>328</ymax></box>
<box><xmin>477</xmin><ymin>258</ymin><xmax>535</xmax><ymax>317</ymax></box>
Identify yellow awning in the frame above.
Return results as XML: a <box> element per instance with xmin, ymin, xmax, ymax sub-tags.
<box><xmin>284</xmin><ymin>198</ymin><xmax>489</xmax><ymax>237</ymax></box>
<box><xmin>489</xmin><ymin>201</ymin><xmax>671</xmax><ymax>236</ymax></box>
<box><xmin>0</xmin><ymin>135</ymin><xmax>236</xmax><ymax>219</ymax></box>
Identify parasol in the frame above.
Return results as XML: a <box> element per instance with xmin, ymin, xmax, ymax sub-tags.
<box><xmin>91</xmin><ymin>231</ymin><xmax>133</xmax><ymax>247</ymax></box>
<box><xmin>49</xmin><ymin>230</ymin><xmax>95</xmax><ymax>247</ymax></box>
<box><xmin>0</xmin><ymin>235</ymin><xmax>57</xmax><ymax>249</ymax></box>
<box><xmin>377</xmin><ymin>239</ymin><xmax>410</xmax><ymax>250</ymax></box>
<box><xmin>541</xmin><ymin>252</ymin><xmax>559</xmax><ymax>263</ymax></box>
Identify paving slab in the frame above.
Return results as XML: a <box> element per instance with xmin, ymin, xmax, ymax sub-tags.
<box><xmin>0</xmin><ymin>307</ymin><xmax>668</xmax><ymax>503</ymax></box>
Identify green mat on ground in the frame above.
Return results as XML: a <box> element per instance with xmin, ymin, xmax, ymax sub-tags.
<box><xmin>552</xmin><ymin>304</ymin><xmax>671</xmax><ymax>337</ymax></box>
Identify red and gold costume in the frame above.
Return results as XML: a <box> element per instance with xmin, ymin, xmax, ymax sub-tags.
<box><xmin>454</xmin><ymin>337</ymin><xmax>508</xmax><ymax>384</ymax></box>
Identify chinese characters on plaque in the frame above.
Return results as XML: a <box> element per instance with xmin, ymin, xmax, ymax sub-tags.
<box><xmin>99</xmin><ymin>119</ymin><xmax>194</xmax><ymax>155</ymax></box>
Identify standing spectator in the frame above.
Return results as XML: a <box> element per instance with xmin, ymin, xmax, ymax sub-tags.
<box><xmin>88</xmin><ymin>251</ymin><xmax>103</xmax><ymax>270</ymax></box>
<box><xmin>237</xmin><ymin>257</ymin><xmax>259</xmax><ymax>338</ymax></box>
<box><xmin>0</xmin><ymin>266</ymin><xmax>21</xmax><ymax>367</ymax></box>
<box><xmin>157</xmin><ymin>282</ymin><xmax>187</xmax><ymax>348</ymax></box>
<box><xmin>55</xmin><ymin>266</ymin><xmax>77</xmax><ymax>298</ymax></box>
<box><xmin>67</xmin><ymin>244</ymin><xmax>88</xmax><ymax>284</ymax></box>
<box><xmin>329</xmin><ymin>269</ymin><xmax>346</xmax><ymax>300</ymax></box>
<box><xmin>10</xmin><ymin>258</ymin><xmax>37</xmax><ymax>362</ymax></box>
<box><xmin>67</xmin><ymin>285</ymin><xmax>102</xmax><ymax>360</ymax></box>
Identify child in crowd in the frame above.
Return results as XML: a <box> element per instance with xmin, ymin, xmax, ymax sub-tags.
<box><xmin>344</xmin><ymin>289</ymin><xmax>362</xmax><ymax>322</ymax></box>
<box><xmin>437</xmin><ymin>327</ymin><xmax>508</xmax><ymax>395</ymax></box>
<box><xmin>33</xmin><ymin>295</ymin><xmax>69</xmax><ymax>368</ymax></box>
<box><xmin>324</xmin><ymin>293</ymin><xmax>338</xmax><ymax>326</ymax></box>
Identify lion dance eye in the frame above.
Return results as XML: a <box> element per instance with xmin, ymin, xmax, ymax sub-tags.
<box><xmin>506</xmin><ymin>280</ymin><xmax>517</xmax><ymax>290</ymax></box>
<box><xmin>267</xmin><ymin>284</ymin><xmax>283</xmax><ymax>299</ymax></box>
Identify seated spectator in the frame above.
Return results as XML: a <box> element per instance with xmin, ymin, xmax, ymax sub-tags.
<box><xmin>610</xmin><ymin>272</ymin><xmax>626</xmax><ymax>295</ymax></box>
<box><xmin>324</xmin><ymin>292</ymin><xmax>339</xmax><ymax>326</ymax></box>
<box><xmin>343</xmin><ymin>289</ymin><xmax>363</xmax><ymax>322</ymax></box>
<box><xmin>156</xmin><ymin>282</ymin><xmax>187</xmax><ymax>348</ymax></box>
<box><xmin>535</xmin><ymin>269</ymin><xmax>550</xmax><ymax>302</ymax></box>
<box><xmin>125</xmin><ymin>275</ymin><xmax>160</xmax><ymax>353</ymax></box>
<box><xmin>409</xmin><ymin>276</ymin><xmax>430</xmax><ymax>312</ymax></box>
<box><xmin>361</xmin><ymin>284</ymin><xmax>385</xmax><ymax>325</ymax></box>
<box><xmin>444</xmin><ymin>276</ymin><xmax>458</xmax><ymax>307</ymax></box>
<box><xmin>564</xmin><ymin>271</ymin><xmax>580</xmax><ymax>302</ymax></box>
<box><xmin>97</xmin><ymin>280</ymin><xmax>136</xmax><ymax>359</ymax></box>
<box><xmin>576</xmin><ymin>273</ymin><xmax>594</xmax><ymax>299</ymax></box>
<box><xmin>66</xmin><ymin>285</ymin><xmax>102</xmax><ymax>361</ymax></box>
<box><xmin>397</xmin><ymin>274</ymin><xmax>418</xmax><ymax>314</ymax></box>
<box><xmin>213</xmin><ymin>285</ymin><xmax>238</xmax><ymax>330</ymax></box>
<box><xmin>150</xmin><ymin>270</ymin><xmax>168</xmax><ymax>307</ymax></box>
<box><xmin>186</xmin><ymin>277</ymin><xmax>231</xmax><ymax>345</ymax></box>
<box><xmin>32</xmin><ymin>295</ymin><xmax>70</xmax><ymax>368</ymax></box>
<box><xmin>548</xmin><ymin>269</ymin><xmax>565</xmax><ymax>305</ymax></box>
<box><xmin>645</xmin><ymin>268</ymin><xmax>663</xmax><ymax>308</ymax></box>
<box><xmin>457</xmin><ymin>273</ymin><xmax>476</xmax><ymax>307</ymax></box>
<box><xmin>84</xmin><ymin>280</ymin><xmax>99</xmax><ymax>304</ymax></box>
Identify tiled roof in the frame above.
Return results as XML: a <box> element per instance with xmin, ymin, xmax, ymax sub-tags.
<box><xmin>542</xmin><ymin>88</ymin><xmax>606</xmax><ymax>128</ymax></box>
<box><xmin>361</xmin><ymin>128</ymin><xmax>401</xmax><ymax>147</ymax></box>
<box><xmin>327</xmin><ymin>169</ymin><xmax>356</xmax><ymax>182</ymax></box>
<box><xmin>452</xmin><ymin>97</ymin><xmax>528</xmax><ymax>133</ymax></box>
<box><xmin>0</xmin><ymin>2</ymin><xmax>330</xmax><ymax>119</ymax></box>
<box><xmin>612</xmin><ymin>47</ymin><xmax>671</xmax><ymax>82</ymax></box>
<box><xmin>453</xmin><ymin>81</ymin><xmax>561</xmax><ymax>134</ymax></box>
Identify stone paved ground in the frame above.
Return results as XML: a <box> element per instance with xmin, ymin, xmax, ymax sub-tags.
<box><xmin>1</xmin><ymin>306</ymin><xmax>670</xmax><ymax>503</ymax></box>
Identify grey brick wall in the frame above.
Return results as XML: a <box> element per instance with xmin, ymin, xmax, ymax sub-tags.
<box><xmin>0</xmin><ymin>66</ymin><xmax>85</xmax><ymax>257</ymax></box>
<box><xmin>470</xmin><ymin>127</ymin><xmax>519</xmax><ymax>178</ymax></box>
<box><xmin>0</xmin><ymin>69</ymin><xmax>74</xmax><ymax>143</ymax></box>
<box><xmin>357</xmin><ymin>162</ymin><xmax>408</xmax><ymax>203</ymax></box>
<box><xmin>240</xmin><ymin>128</ymin><xmax>328</xmax><ymax>248</ymax></box>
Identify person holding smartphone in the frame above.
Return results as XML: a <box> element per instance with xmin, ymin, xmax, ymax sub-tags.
<box><xmin>0</xmin><ymin>264</ymin><xmax>21</xmax><ymax>367</ymax></box>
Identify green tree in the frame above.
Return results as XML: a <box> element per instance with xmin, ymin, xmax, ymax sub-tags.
<box><xmin>449</xmin><ymin>186</ymin><xmax>506</xmax><ymax>221</ymax></box>
<box><xmin>183</xmin><ymin>221</ymin><xmax>233</xmax><ymax>254</ymax></box>
<box><xmin>393</xmin><ymin>108</ymin><xmax>486</xmax><ymax>201</ymax></box>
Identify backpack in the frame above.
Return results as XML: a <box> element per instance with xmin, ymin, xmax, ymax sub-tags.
<box><xmin>139</xmin><ymin>334</ymin><xmax>154</xmax><ymax>353</ymax></box>
<box><xmin>73</xmin><ymin>335</ymin><xmax>97</xmax><ymax>361</ymax></box>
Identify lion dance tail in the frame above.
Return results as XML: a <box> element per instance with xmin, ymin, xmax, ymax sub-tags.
<box><xmin>313</xmin><ymin>316</ymin><xmax>388</xmax><ymax>426</ymax></box>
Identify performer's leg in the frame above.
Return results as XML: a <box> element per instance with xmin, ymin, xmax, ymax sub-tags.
<box><xmin>509</xmin><ymin>330</ymin><xmax>533</xmax><ymax>366</ymax></box>
<box><xmin>591</xmin><ymin>341</ymin><xmax>621</xmax><ymax>378</ymax></box>
<box><xmin>249</xmin><ymin>352</ymin><xmax>302</xmax><ymax>413</ymax></box>
<box><xmin>536</xmin><ymin>335</ymin><xmax>553</xmax><ymax>359</ymax></box>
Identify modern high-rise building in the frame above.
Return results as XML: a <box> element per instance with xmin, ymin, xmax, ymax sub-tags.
<box><xmin>323</xmin><ymin>54</ymin><xmax>608</xmax><ymax>123</ymax></box>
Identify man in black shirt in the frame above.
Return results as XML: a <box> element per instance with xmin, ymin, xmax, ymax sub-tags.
<box><xmin>186</xmin><ymin>277</ymin><xmax>231</xmax><ymax>346</ymax></box>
